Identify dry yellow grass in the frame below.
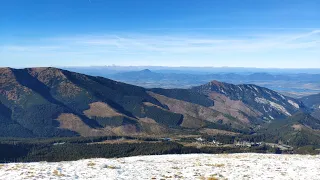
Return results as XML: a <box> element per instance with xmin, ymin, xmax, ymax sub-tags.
<box><xmin>87</xmin><ymin>162</ymin><xmax>96</xmax><ymax>167</ymax></box>
<box><xmin>84</xmin><ymin>102</ymin><xmax>121</xmax><ymax>118</ymax></box>
<box><xmin>143</xmin><ymin>102</ymin><xmax>168</xmax><ymax>111</ymax></box>
<box><xmin>103</xmin><ymin>165</ymin><xmax>119</xmax><ymax>169</ymax></box>
<box><xmin>162</xmin><ymin>175</ymin><xmax>173</xmax><ymax>178</ymax></box>
<box><xmin>292</xmin><ymin>124</ymin><xmax>303</xmax><ymax>131</ymax></box>
<box><xmin>199</xmin><ymin>176</ymin><xmax>219</xmax><ymax>180</ymax></box>
<box><xmin>214</xmin><ymin>164</ymin><xmax>225</xmax><ymax>168</ymax></box>
<box><xmin>205</xmin><ymin>163</ymin><xmax>225</xmax><ymax>168</ymax></box>
<box><xmin>56</xmin><ymin>113</ymin><xmax>113</xmax><ymax>137</ymax></box>
<box><xmin>200</xmin><ymin>128</ymin><xmax>239</xmax><ymax>136</ymax></box>
<box><xmin>6</xmin><ymin>165</ymin><xmax>22</xmax><ymax>171</ymax></box>
<box><xmin>52</xmin><ymin>169</ymin><xmax>64</xmax><ymax>177</ymax></box>
<box><xmin>207</xmin><ymin>177</ymin><xmax>219</xmax><ymax>180</ymax></box>
<box><xmin>138</xmin><ymin>117</ymin><xmax>158</xmax><ymax>124</ymax></box>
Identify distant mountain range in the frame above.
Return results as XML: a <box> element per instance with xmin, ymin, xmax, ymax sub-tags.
<box><xmin>65</xmin><ymin>66</ymin><xmax>320</xmax><ymax>75</ymax></box>
<box><xmin>109</xmin><ymin>69</ymin><xmax>320</xmax><ymax>82</ymax></box>
<box><xmin>1</xmin><ymin>67</ymin><xmax>320</xmax><ymax>146</ymax></box>
<box><xmin>103</xmin><ymin>69</ymin><xmax>320</xmax><ymax>98</ymax></box>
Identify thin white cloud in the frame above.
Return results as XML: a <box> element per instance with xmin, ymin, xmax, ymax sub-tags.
<box><xmin>0</xmin><ymin>30</ymin><xmax>319</xmax><ymax>68</ymax></box>
<box><xmin>67</xmin><ymin>30</ymin><xmax>320</xmax><ymax>53</ymax></box>
<box><xmin>2</xmin><ymin>30</ymin><xmax>319</xmax><ymax>54</ymax></box>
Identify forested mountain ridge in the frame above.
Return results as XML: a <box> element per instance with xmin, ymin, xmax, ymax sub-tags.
<box><xmin>0</xmin><ymin>67</ymin><xmax>183</xmax><ymax>137</ymax></box>
<box><xmin>0</xmin><ymin>67</ymin><xmax>318</xmax><ymax>143</ymax></box>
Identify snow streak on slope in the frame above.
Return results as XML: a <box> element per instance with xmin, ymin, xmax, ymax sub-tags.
<box><xmin>255</xmin><ymin>97</ymin><xmax>291</xmax><ymax>116</ymax></box>
<box><xmin>0</xmin><ymin>153</ymin><xmax>320</xmax><ymax>180</ymax></box>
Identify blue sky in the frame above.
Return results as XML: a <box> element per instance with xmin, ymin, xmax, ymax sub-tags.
<box><xmin>0</xmin><ymin>0</ymin><xmax>319</xmax><ymax>68</ymax></box>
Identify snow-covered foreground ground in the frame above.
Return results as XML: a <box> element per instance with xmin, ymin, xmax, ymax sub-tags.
<box><xmin>0</xmin><ymin>153</ymin><xmax>320</xmax><ymax>180</ymax></box>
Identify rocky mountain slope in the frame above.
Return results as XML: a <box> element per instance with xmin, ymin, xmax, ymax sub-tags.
<box><xmin>191</xmin><ymin>80</ymin><xmax>305</xmax><ymax>123</ymax></box>
<box><xmin>0</xmin><ymin>67</ymin><xmax>316</xmax><ymax>139</ymax></box>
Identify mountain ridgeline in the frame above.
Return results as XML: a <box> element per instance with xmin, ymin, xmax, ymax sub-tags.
<box><xmin>0</xmin><ymin>67</ymin><xmax>183</xmax><ymax>137</ymax></box>
<box><xmin>0</xmin><ymin>67</ymin><xmax>318</xmax><ymax>146</ymax></box>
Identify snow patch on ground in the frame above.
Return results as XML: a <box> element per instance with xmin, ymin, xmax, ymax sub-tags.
<box><xmin>253</xmin><ymin>86</ymin><xmax>259</xmax><ymax>92</ymax></box>
<box><xmin>271</xmin><ymin>96</ymin><xmax>279</xmax><ymax>101</ymax></box>
<box><xmin>255</xmin><ymin>97</ymin><xmax>269</xmax><ymax>104</ymax></box>
<box><xmin>263</xmin><ymin>106</ymin><xmax>267</xmax><ymax>112</ymax></box>
<box><xmin>265</xmin><ymin>90</ymin><xmax>272</xmax><ymax>96</ymax></box>
<box><xmin>220</xmin><ymin>88</ymin><xmax>226</xmax><ymax>94</ymax></box>
<box><xmin>255</xmin><ymin>97</ymin><xmax>291</xmax><ymax>116</ymax></box>
<box><xmin>288</xmin><ymin>100</ymin><xmax>300</xmax><ymax>109</ymax></box>
<box><xmin>0</xmin><ymin>154</ymin><xmax>320</xmax><ymax>180</ymax></box>
<box><xmin>278</xmin><ymin>93</ymin><xmax>286</xmax><ymax>100</ymax></box>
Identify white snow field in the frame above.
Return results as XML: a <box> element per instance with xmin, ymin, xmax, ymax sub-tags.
<box><xmin>0</xmin><ymin>153</ymin><xmax>320</xmax><ymax>180</ymax></box>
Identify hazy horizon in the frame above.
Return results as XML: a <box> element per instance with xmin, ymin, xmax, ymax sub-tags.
<box><xmin>2</xmin><ymin>65</ymin><xmax>320</xmax><ymax>75</ymax></box>
<box><xmin>4</xmin><ymin>65</ymin><xmax>320</xmax><ymax>70</ymax></box>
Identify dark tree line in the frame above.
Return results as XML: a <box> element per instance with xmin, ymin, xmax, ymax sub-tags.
<box><xmin>0</xmin><ymin>135</ymin><xmax>283</xmax><ymax>163</ymax></box>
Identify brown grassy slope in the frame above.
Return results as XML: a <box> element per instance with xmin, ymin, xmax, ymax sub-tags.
<box><xmin>148</xmin><ymin>91</ymin><xmax>248</xmax><ymax>130</ymax></box>
<box><xmin>207</xmin><ymin>92</ymin><xmax>262</xmax><ymax>124</ymax></box>
<box><xmin>0</xmin><ymin>68</ymin><xmax>32</xmax><ymax>102</ymax></box>
<box><xmin>84</xmin><ymin>102</ymin><xmax>122</xmax><ymax>118</ymax></box>
<box><xmin>56</xmin><ymin>113</ymin><xmax>114</xmax><ymax>137</ymax></box>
